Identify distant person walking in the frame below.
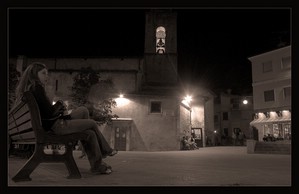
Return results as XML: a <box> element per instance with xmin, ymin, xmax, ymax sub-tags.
<box><xmin>232</xmin><ymin>132</ymin><xmax>236</xmax><ymax>146</ymax></box>
<box><xmin>238</xmin><ymin>131</ymin><xmax>245</xmax><ymax>146</ymax></box>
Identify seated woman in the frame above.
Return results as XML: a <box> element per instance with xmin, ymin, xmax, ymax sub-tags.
<box><xmin>14</xmin><ymin>62</ymin><xmax>118</xmax><ymax>175</ymax></box>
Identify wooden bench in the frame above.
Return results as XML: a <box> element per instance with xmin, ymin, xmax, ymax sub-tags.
<box><xmin>8</xmin><ymin>91</ymin><xmax>88</xmax><ymax>182</ymax></box>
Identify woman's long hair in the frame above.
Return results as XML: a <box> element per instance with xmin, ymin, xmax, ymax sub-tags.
<box><xmin>14</xmin><ymin>62</ymin><xmax>47</xmax><ymax>104</ymax></box>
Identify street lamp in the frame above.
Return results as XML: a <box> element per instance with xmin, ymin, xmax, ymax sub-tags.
<box><xmin>242</xmin><ymin>96</ymin><xmax>252</xmax><ymax>105</ymax></box>
<box><xmin>115</xmin><ymin>93</ymin><xmax>130</xmax><ymax>107</ymax></box>
<box><xmin>185</xmin><ymin>95</ymin><xmax>192</xmax><ymax>103</ymax></box>
<box><xmin>182</xmin><ymin>95</ymin><xmax>192</xmax><ymax>107</ymax></box>
<box><xmin>242</xmin><ymin>99</ymin><xmax>248</xmax><ymax>105</ymax></box>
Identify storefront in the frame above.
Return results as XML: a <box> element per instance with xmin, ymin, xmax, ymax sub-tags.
<box><xmin>250</xmin><ymin>110</ymin><xmax>291</xmax><ymax>141</ymax></box>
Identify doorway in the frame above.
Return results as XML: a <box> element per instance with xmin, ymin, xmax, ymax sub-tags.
<box><xmin>112</xmin><ymin>120</ymin><xmax>132</xmax><ymax>151</ymax></box>
<box><xmin>191</xmin><ymin>128</ymin><xmax>203</xmax><ymax>147</ymax></box>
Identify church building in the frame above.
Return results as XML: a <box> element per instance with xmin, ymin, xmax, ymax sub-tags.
<box><xmin>9</xmin><ymin>9</ymin><xmax>215</xmax><ymax>151</ymax></box>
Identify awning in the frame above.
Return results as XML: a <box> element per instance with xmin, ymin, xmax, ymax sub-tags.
<box><xmin>250</xmin><ymin>116</ymin><xmax>291</xmax><ymax>126</ymax></box>
<box><xmin>277</xmin><ymin>117</ymin><xmax>291</xmax><ymax>123</ymax></box>
<box><xmin>250</xmin><ymin>117</ymin><xmax>266</xmax><ymax>125</ymax></box>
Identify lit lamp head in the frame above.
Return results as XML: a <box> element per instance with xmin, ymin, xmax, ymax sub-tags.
<box><xmin>182</xmin><ymin>95</ymin><xmax>193</xmax><ymax>107</ymax></box>
<box><xmin>242</xmin><ymin>99</ymin><xmax>248</xmax><ymax>105</ymax></box>
<box><xmin>185</xmin><ymin>95</ymin><xmax>192</xmax><ymax>103</ymax></box>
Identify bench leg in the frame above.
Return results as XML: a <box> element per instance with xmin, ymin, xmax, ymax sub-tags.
<box><xmin>64</xmin><ymin>144</ymin><xmax>81</xmax><ymax>179</ymax></box>
<box><xmin>12</xmin><ymin>146</ymin><xmax>43</xmax><ymax>182</ymax></box>
<box><xmin>12</xmin><ymin>142</ymin><xmax>83</xmax><ymax>181</ymax></box>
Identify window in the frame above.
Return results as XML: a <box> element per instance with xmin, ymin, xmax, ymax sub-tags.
<box><xmin>272</xmin><ymin>124</ymin><xmax>280</xmax><ymax>138</ymax></box>
<box><xmin>223</xmin><ymin>112</ymin><xmax>228</xmax><ymax>120</ymax></box>
<box><xmin>231</xmin><ymin>98</ymin><xmax>240</xmax><ymax>105</ymax></box>
<box><xmin>283</xmin><ymin>123</ymin><xmax>291</xmax><ymax>140</ymax></box>
<box><xmin>192</xmin><ymin>128</ymin><xmax>202</xmax><ymax>140</ymax></box>
<box><xmin>214</xmin><ymin>97</ymin><xmax>221</xmax><ymax>104</ymax></box>
<box><xmin>232</xmin><ymin>103</ymin><xmax>239</xmax><ymax>109</ymax></box>
<box><xmin>223</xmin><ymin>128</ymin><xmax>228</xmax><ymax>136</ymax></box>
<box><xmin>156</xmin><ymin>26</ymin><xmax>166</xmax><ymax>54</ymax></box>
<box><xmin>281</xmin><ymin>56</ymin><xmax>291</xmax><ymax>69</ymax></box>
<box><xmin>150</xmin><ymin>101</ymin><xmax>162</xmax><ymax>113</ymax></box>
<box><xmin>283</xmin><ymin>87</ymin><xmax>291</xmax><ymax>99</ymax></box>
<box><xmin>263</xmin><ymin>124</ymin><xmax>271</xmax><ymax>136</ymax></box>
<box><xmin>233</xmin><ymin>128</ymin><xmax>241</xmax><ymax>134</ymax></box>
<box><xmin>55</xmin><ymin>80</ymin><xmax>58</xmax><ymax>91</ymax></box>
<box><xmin>262</xmin><ymin>61</ymin><xmax>273</xmax><ymax>73</ymax></box>
<box><xmin>214</xmin><ymin>115</ymin><xmax>219</xmax><ymax>122</ymax></box>
<box><xmin>264</xmin><ymin>90</ymin><xmax>275</xmax><ymax>102</ymax></box>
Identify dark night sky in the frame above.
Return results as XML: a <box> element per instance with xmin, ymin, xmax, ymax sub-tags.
<box><xmin>8</xmin><ymin>8</ymin><xmax>291</xmax><ymax>95</ymax></box>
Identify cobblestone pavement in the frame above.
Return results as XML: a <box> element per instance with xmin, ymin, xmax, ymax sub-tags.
<box><xmin>7</xmin><ymin>146</ymin><xmax>292</xmax><ymax>187</ymax></box>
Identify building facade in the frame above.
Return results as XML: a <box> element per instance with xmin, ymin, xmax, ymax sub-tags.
<box><xmin>248</xmin><ymin>45</ymin><xmax>291</xmax><ymax>142</ymax></box>
<box><xmin>213</xmin><ymin>90</ymin><xmax>254</xmax><ymax>146</ymax></box>
<box><xmin>9</xmin><ymin>9</ymin><xmax>215</xmax><ymax>151</ymax></box>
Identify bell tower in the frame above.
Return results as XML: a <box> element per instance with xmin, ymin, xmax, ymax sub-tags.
<box><xmin>143</xmin><ymin>9</ymin><xmax>178</xmax><ymax>86</ymax></box>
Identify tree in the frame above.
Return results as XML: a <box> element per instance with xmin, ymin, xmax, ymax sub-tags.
<box><xmin>69</xmin><ymin>67</ymin><xmax>118</xmax><ymax>125</ymax></box>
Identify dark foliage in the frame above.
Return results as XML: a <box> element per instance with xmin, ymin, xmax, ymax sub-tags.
<box><xmin>69</xmin><ymin>67</ymin><xmax>118</xmax><ymax>125</ymax></box>
<box><xmin>8</xmin><ymin>63</ymin><xmax>20</xmax><ymax>110</ymax></box>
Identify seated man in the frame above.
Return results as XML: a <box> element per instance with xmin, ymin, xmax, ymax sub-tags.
<box><xmin>188</xmin><ymin>137</ymin><xmax>198</xmax><ymax>150</ymax></box>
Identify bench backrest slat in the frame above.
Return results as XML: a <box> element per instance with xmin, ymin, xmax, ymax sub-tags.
<box><xmin>10</xmin><ymin>130</ymin><xmax>35</xmax><ymax>141</ymax></box>
<box><xmin>8</xmin><ymin>103</ymin><xmax>29</xmax><ymax>129</ymax></box>
<box><xmin>9</xmin><ymin>118</ymin><xmax>32</xmax><ymax>135</ymax></box>
<box><xmin>9</xmin><ymin>111</ymin><xmax>31</xmax><ymax>129</ymax></box>
<box><xmin>9</xmin><ymin>104</ymin><xmax>30</xmax><ymax>123</ymax></box>
<box><xmin>8</xmin><ymin>91</ymin><xmax>46</xmax><ymax>144</ymax></box>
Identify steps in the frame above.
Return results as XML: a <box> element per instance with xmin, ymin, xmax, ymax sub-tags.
<box><xmin>254</xmin><ymin>141</ymin><xmax>291</xmax><ymax>155</ymax></box>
